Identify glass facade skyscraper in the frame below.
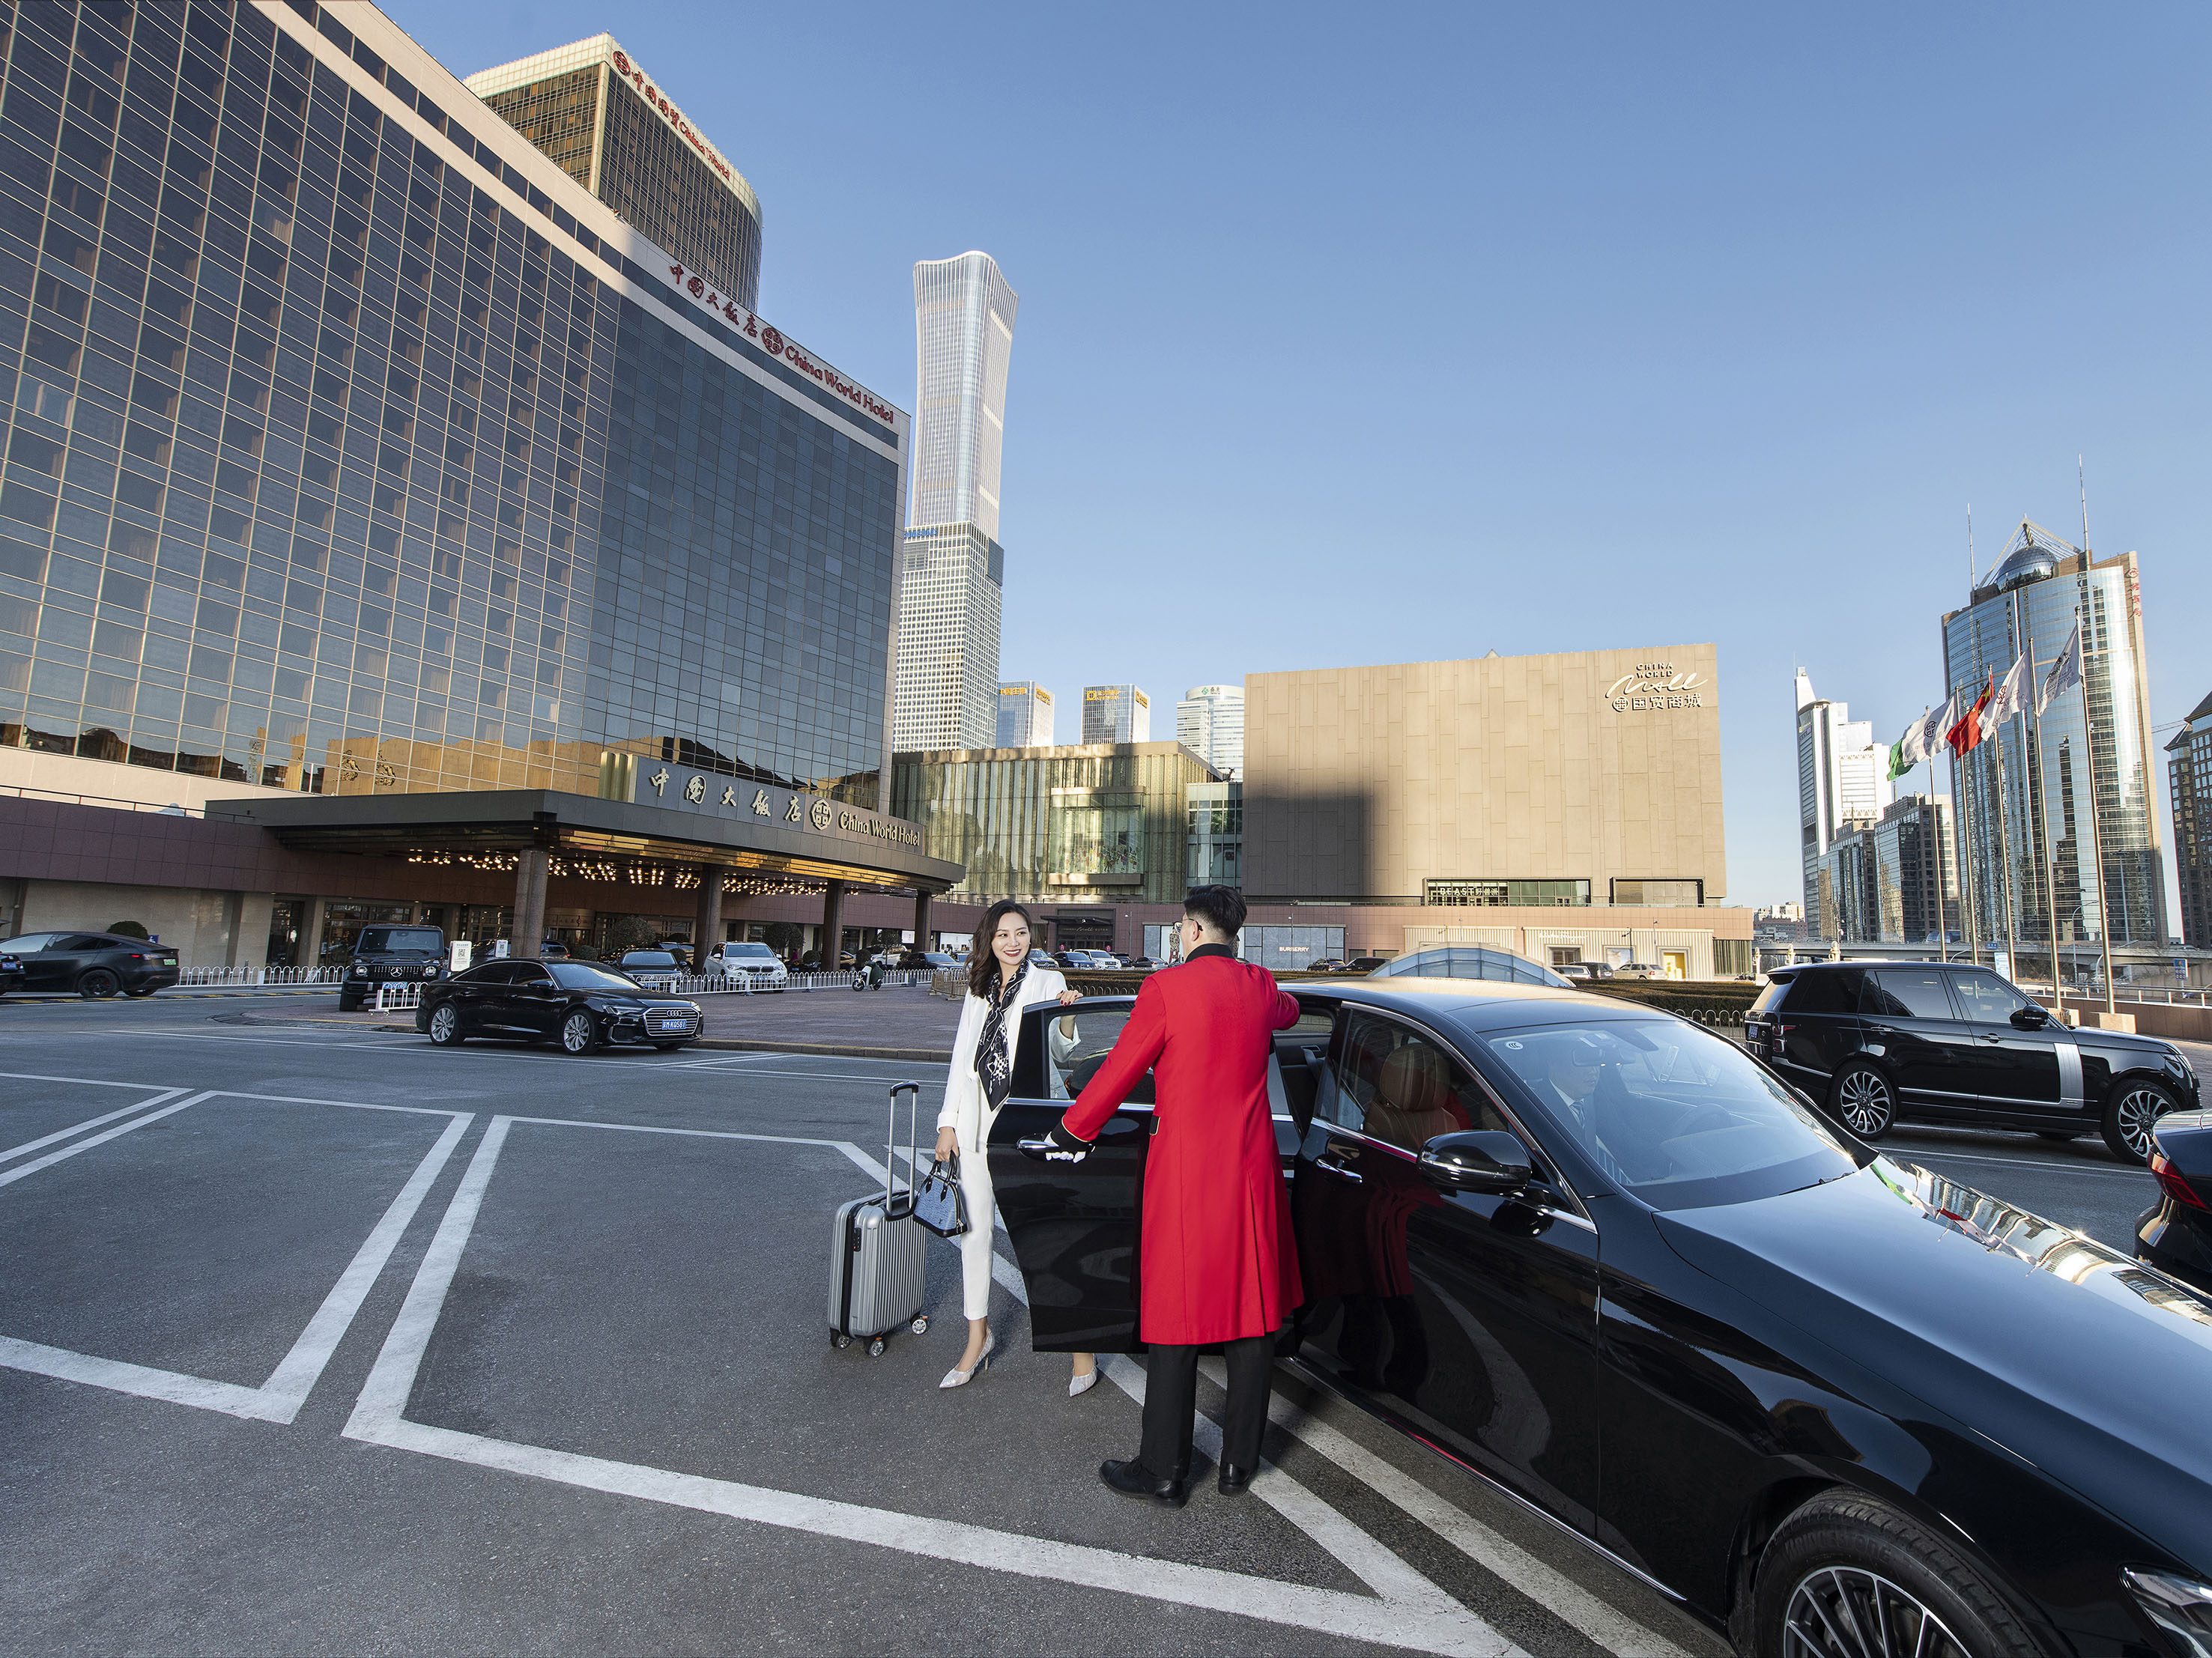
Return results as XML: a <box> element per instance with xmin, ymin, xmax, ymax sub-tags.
<box><xmin>1176</xmin><ymin>682</ymin><xmax>1243</xmax><ymax>778</ymax></box>
<box><xmin>892</xmin><ymin>252</ymin><xmax>1016</xmax><ymax>752</ymax></box>
<box><xmin>995</xmin><ymin>678</ymin><xmax>1050</xmax><ymax>747</ymax></box>
<box><xmin>2172</xmin><ymin>690</ymin><xmax>2212</xmax><ymax>949</ymax></box>
<box><xmin>1794</xmin><ymin>669</ymin><xmax>1891</xmax><ymax>938</ymax></box>
<box><xmin>1081</xmin><ymin>682</ymin><xmax>1149</xmax><ymax>744</ymax></box>
<box><xmin>466</xmin><ymin>36</ymin><xmax>762</xmax><ymax>315</ymax></box>
<box><xmin>1942</xmin><ymin>527</ymin><xmax>2166</xmax><ymax>952</ymax></box>
<box><xmin>0</xmin><ymin>1</ymin><xmax>902</xmax><ymax>808</ymax></box>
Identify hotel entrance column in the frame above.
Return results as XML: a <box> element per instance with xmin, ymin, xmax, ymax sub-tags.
<box><xmin>694</xmin><ymin>866</ymin><xmax>725</xmax><ymax>964</ymax></box>
<box><xmin>912</xmin><ymin>890</ymin><xmax>932</xmax><ymax>953</ymax></box>
<box><xmin>512</xmin><ymin>846</ymin><xmax>550</xmax><ymax>958</ymax></box>
<box><xmin>820</xmin><ymin>879</ymin><xmax>847</xmax><ymax>969</ymax></box>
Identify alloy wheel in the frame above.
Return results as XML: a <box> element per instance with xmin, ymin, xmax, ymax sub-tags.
<box><xmin>428</xmin><ymin>1004</ymin><xmax>458</xmax><ymax>1044</ymax></box>
<box><xmin>2112</xmin><ymin>1085</ymin><xmax>2172</xmax><ymax>1160</ymax></box>
<box><xmin>1835</xmin><ymin>1069</ymin><xmax>1894</xmax><ymax>1137</ymax></box>
<box><xmin>78</xmin><ymin>970</ymin><xmax>118</xmax><ymax>1000</ymax></box>
<box><xmin>1784</xmin><ymin>1566</ymin><xmax>1969</xmax><ymax>1658</ymax></box>
<box><xmin>561</xmin><ymin>1011</ymin><xmax>597</xmax><ymax>1054</ymax></box>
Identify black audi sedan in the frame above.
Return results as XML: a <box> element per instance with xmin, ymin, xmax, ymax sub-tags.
<box><xmin>1744</xmin><ymin>959</ymin><xmax>2197</xmax><ymax>1161</ymax></box>
<box><xmin>987</xmin><ymin>977</ymin><xmax>2212</xmax><ymax>1658</ymax></box>
<box><xmin>414</xmin><ymin>958</ymin><xmax>703</xmax><ymax>1054</ymax></box>
<box><xmin>0</xmin><ymin>931</ymin><xmax>181</xmax><ymax>997</ymax></box>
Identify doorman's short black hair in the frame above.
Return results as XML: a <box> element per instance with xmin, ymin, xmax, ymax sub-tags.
<box><xmin>1184</xmin><ymin>885</ymin><xmax>1246</xmax><ymax>938</ymax></box>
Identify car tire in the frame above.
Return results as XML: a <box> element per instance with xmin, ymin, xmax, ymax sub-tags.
<box><xmin>426</xmin><ymin>1003</ymin><xmax>464</xmax><ymax>1046</ymax></box>
<box><xmin>78</xmin><ymin>969</ymin><xmax>119</xmax><ymax>1000</ymax></box>
<box><xmin>560</xmin><ymin>1010</ymin><xmax>600</xmax><ymax>1055</ymax></box>
<box><xmin>338</xmin><ymin>991</ymin><xmax>363</xmax><ymax>1011</ymax></box>
<box><xmin>1829</xmin><ymin>1062</ymin><xmax>1897</xmax><ymax>1139</ymax></box>
<box><xmin>1751</xmin><ymin>1490</ymin><xmax>2041</xmax><ymax>1658</ymax></box>
<box><xmin>2101</xmin><ymin>1078</ymin><xmax>2178</xmax><ymax>1164</ymax></box>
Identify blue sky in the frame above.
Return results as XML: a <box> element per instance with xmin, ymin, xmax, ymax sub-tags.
<box><xmin>388</xmin><ymin>2</ymin><xmax>2210</xmax><ymax>912</ymax></box>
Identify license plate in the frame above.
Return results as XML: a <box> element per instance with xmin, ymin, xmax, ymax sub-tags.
<box><xmin>162</xmin><ymin>958</ymin><xmax>176</xmax><ymax>967</ymax></box>
<box><xmin>653</xmin><ymin>1018</ymin><xmax>687</xmax><ymax>1033</ymax></box>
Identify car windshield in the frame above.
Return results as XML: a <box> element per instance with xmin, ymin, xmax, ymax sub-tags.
<box><xmin>723</xmin><ymin>944</ymin><xmax>775</xmax><ymax>958</ymax></box>
<box><xmin>1478</xmin><ymin>1016</ymin><xmax>1864</xmax><ymax>1209</ymax></box>
<box><xmin>357</xmin><ymin>927</ymin><xmax>442</xmax><ymax>953</ymax></box>
<box><xmin>550</xmin><ymin>962</ymin><xmax>649</xmax><ymax>992</ymax></box>
<box><xmin>0</xmin><ymin>933</ymin><xmax>55</xmax><ymax>953</ymax></box>
<box><xmin>621</xmin><ymin>951</ymin><xmax>676</xmax><ymax>968</ymax></box>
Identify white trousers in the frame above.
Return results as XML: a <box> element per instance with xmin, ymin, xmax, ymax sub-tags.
<box><xmin>954</xmin><ymin>1127</ymin><xmax>999</xmax><ymax>1321</ymax></box>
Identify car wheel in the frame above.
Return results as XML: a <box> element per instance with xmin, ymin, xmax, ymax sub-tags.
<box><xmin>1829</xmin><ymin>1063</ymin><xmax>1896</xmax><ymax>1139</ymax></box>
<box><xmin>338</xmin><ymin>991</ymin><xmax>363</xmax><ymax>1011</ymax></box>
<box><xmin>560</xmin><ymin>1010</ymin><xmax>600</xmax><ymax>1055</ymax></box>
<box><xmin>1752</xmin><ymin>1490</ymin><xmax>2040</xmax><ymax>1658</ymax></box>
<box><xmin>78</xmin><ymin>969</ymin><xmax>120</xmax><ymax>1000</ymax></box>
<box><xmin>426</xmin><ymin>1003</ymin><xmax>464</xmax><ymax>1046</ymax></box>
<box><xmin>2101</xmin><ymin>1079</ymin><xmax>2178</xmax><ymax>1164</ymax></box>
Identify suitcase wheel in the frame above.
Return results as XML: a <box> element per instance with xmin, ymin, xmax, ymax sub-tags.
<box><xmin>910</xmin><ymin>1316</ymin><xmax>928</xmax><ymax>1336</ymax></box>
<box><xmin>832</xmin><ymin>1331</ymin><xmax>852</xmax><ymax>1349</ymax></box>
<box><xmin>869</xmin><ymin>1337</ymin><xmax>886</xmax><ymax>1357</ymax></box>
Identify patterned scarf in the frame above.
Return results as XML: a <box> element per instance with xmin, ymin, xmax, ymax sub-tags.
<box><xmin>974</xmin><ymin>959</ymin><xmax>1028</xmax><ymax>1112</ymax></box>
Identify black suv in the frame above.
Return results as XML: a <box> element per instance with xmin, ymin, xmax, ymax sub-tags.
<box><xmin>0</xmin><ymin>932</ymin><xmax>181</xmax><ymax>997</ymax></box>
<box><xmin>339</xmin><ymin>923</ymin><xmax>449</xmax><ymax>1012</ymax></box>
<box><xmin>1745</xmin><ymin>959</ymin><xmax>2199</xmax><ymax>1161</ymax></box>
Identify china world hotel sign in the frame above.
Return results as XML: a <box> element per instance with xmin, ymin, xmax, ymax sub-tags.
<box><xmin>1608</xmin><ymin>662</ymin><xmax>1709</xmax><ymax>714</ymax></box>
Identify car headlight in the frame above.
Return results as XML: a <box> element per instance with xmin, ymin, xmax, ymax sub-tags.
<box><xmin>2127</xmin><ymin>1569</ymin><xmax>2212</xmax><ymax>1658</ymax></box>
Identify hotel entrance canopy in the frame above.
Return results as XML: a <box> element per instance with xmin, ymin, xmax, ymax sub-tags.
<box><xmin>203</xmin><ymin>788</ymin><xmax>965</xmax><ymax>895</ymax></box>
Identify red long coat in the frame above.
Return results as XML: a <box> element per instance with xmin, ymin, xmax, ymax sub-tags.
<box><xmin>1061</xmin><ymin>949</ymin><xmax>1303</xmax><ymax>1345</ymax></box>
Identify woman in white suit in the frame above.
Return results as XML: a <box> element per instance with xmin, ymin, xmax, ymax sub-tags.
<box><xmin>933</xmin><ymin>899</ymin><xmax>1097</xmax><ymax>1396</ymax></box>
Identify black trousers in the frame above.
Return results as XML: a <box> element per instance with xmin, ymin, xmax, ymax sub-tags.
<box><xmin>1139</xmin><ymin>1332</ymin><xmax>1276</xmax><ymax>1481</ymax></box>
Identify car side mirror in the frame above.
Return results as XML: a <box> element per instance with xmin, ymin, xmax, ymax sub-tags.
<box><xmin>2012</xmin><ymin>1006</ymin><xmax>2051</xmax><ymax>1030</ymax></box>
<box><xmin>1418</xmin><ymin>1131</ymin><xmax>1533</xmax><ymax>1196</ymax></box>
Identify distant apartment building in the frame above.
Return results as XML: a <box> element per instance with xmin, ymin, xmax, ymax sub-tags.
<box><xmin>1082</xmin><ymin>684</ymin><xmax>1150</xmax><ymax>744</ymax></box>
<box><xmin>892</xmin><ymin>253</ymin><xmax>1018</xmax><ymax>750</ymax></box>
<box><xmin>2169</xmin><ymin>690</ymin><xmax>2212</xmax><ymax>947</ymax></box>
<box><xmin>1796</xmin><ymin>669</ymin><xmax>1892</xmax><ymax>937</ymax></box>
<box><xmin>1177</xmin><ymin>684</ymin><xmax>1244</xmax><ymax>780</ymax></box>
<box><xmin>467</xmin><ymin>35</ymin><xmax>762</xmax><ymax>310</ymax></box>
<box><xmin>996</xmin><ymin>681</ymin><xmax>1054</xmax><ymax>747</ymax></box>
<box><xmin>1808</xmin><ymin>795</ymin><xmax>1958</xmax><ymax>945</ymax></box>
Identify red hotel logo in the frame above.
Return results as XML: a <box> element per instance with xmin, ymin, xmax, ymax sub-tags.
<box><xmin>609</xmin><ymin>50</ymin><xmax>735</xmax><ymax>189</ymax></box>
<box><xmin>663</xmin><ymin>262</ymin><xmax>900</xmax><ymax>431</ymax></box>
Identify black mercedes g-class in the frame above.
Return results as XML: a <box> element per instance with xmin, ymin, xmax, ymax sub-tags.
<box><xmin>338</xmin><ymin>923</ymin><xmax>449</xmax><ymax>1011</ymax></box>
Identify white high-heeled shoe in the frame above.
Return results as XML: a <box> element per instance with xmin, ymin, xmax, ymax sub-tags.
<box><xmin>939</xmin><ymin>1334</ymin><xmax>998</xmax><ymax>1390</ymax></box>
<box><xmin>1067</xmin><ymin>1364</ymin><xmax>1099</xmax><ymax>1398</ymax></box>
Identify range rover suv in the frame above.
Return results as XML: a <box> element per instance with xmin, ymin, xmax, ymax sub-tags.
<box><xmin>1744</xmin><ymin>959</ymin><xmax>2197</xmax><ymax>1161</ymax></box>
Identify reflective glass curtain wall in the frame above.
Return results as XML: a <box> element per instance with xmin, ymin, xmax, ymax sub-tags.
<box><xmin>0</xmin><ymin>1</ymin><xmax>898</xmax><ymax>804</ymax></box>
<box><xmin>1942</xmin><ymin>550</ymin><xmax>2166</xmax><ymax>950</ymax></box>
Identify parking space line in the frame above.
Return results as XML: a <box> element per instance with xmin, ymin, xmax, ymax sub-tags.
<box><xmin>343</xmin><ymin>1114</ymin><xmax>1519</xmax><ymax>1657</ymax></box>
<box><xmin>0</xmin><ymin>1095</ymin><xmax>475</xmax><ymax>1423</ymax></box>
<box><xmin>0</xmin><ymin>1091</ymin><xmax>213</xmax><ymax>1190</ymax></box>
<box><xmin>0</xmin><ymin>1087</ymin><xmax>190</xmax><ymax>1165</ymax></box>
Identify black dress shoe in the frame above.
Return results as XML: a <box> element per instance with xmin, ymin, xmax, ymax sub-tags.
<box><xmin>1216</xmin><ymin>1463</ymin><xmax>1254</xmax><ymax>1497</ymax></box>
<box><xmin>1100</xmin><ymin>1458</ymin><xmax>1187</xmax><ymax>1508</ymax></box>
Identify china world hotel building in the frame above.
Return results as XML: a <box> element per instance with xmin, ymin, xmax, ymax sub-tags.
<box><xmin>0</xmin><ymin>0</ymin><xmax>966</xmax><ymax>965</ymax></box>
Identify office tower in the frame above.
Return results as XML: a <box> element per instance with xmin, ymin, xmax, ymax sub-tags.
<box><xmin>1082</xmin><ymin>684</ymin><xmax>1151</xmax><ymax>744</ymax></box>
<box><xmin>466</xmin><ymin>36</ymin><xmax>762</xmax><ymax>311</ymax></box>
<box><xmin>0</xmin><ymin>0</ymin><xmax>904</xmax><ymax>807</ymax></box>
<box><xmin>1809</xmin><ymin>795</ymin><xmax>1957</xmax><ymax>944</ymax></box>
<box><xmin>1176</xmin><ymin>684</ymin><xmax>1243</xmax><ymax>779</ymax></box>
<box><xmin>2172</xmin><ymin>690</ymin><xmax>2212</xmax><ymax>947</ymax></box>
<box><xmin>1944</xmin><ymin>523</ymin><xmax>2166</xmax><ymax>950</ymax></box>
<box><xmin>1796</xmin><ymin>670</ymin><xmax>1892</xmax><ymax>936</ymax></box>
<box><xmin>996</xmin><ymin>681</ymin><xmax>1053</xmax><ymax>747</ymax></box>
<box><xmin>892</xmin><ymin>252</ymin><xmax>1018</xmax><ymax>750</ymax></box>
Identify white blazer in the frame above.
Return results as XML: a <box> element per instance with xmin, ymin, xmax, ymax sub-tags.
<box><xmin>939</xmin><ymin>965</ymin><xmax>1072</xmax><ymax>1147</ymax></box>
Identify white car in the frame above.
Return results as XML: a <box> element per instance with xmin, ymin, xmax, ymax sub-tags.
<box><xmin>706</xmin><ymin>941</ymin><xmax>789</xmax><ymax>992</ymax></box>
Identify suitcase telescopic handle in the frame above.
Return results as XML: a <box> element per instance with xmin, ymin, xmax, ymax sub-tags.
<box><xmin>888</xmin><ymin>1081</ymin><xmax>923</xmax><ymax>1200</ymax></box>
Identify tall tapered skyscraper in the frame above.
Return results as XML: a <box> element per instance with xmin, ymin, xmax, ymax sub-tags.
<box><xmin>893</xmin><ymin>254</ymin><xmax>1018</xmax><ymax>751</ymax></box>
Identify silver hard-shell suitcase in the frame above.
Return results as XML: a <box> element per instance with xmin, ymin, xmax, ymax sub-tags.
<box><xmin>828</xmin><ymin>1082</ymin><xmax>930</xmax><ymax>1355</ymax></box>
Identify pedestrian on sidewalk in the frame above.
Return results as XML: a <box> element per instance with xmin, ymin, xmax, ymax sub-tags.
<box><xmin>1047</xmin><ymin>884</ymin><xmax>1303</xmax><ymax>1507</ymax></box>
<box><xmin>933</xmin><ymin>900</ymin><xmax>1092</xmax><ymax>1394</ymax></box>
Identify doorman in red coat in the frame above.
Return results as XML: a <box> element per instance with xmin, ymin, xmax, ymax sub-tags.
<box><xmin>1048</xmin><ymin>885</ymin><xmax>1303</xmax><ymax>1507</ymax></box>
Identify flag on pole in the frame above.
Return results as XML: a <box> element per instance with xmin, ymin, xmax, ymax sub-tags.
<box><xmin>2037</xmin><ymin>622</ymin><xmax>2083</xmax><ymax>715</ymax></box>
<box><xmin>1981</xmin><ymin>652</ymin><xmax>2028</xmax><ymax>740</ymax></box>
<box><xmin>1947</xmin><ymin>673</ymin><xmax>1995</xmax><ymax>756</ymax></box>
<box><xmin>1892</xmin><ymin>706</ymin><xmax>1933</xmax><ymax>779</ymax></box>
<box><xmin>1915</xmin><ymin>696</ymin><xmax>1956</xmax><ymax>764</ymax></box>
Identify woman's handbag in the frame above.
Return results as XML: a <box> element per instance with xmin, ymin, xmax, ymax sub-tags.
<box><xmin>912</xmin><ymin>1153</ymin><xmax>970</xmax><ymax>1238</ymax></box>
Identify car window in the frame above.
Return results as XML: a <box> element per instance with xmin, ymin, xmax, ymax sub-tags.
<box><xmin>1018</xmin><ymin>1002</ymin><xmax>1153</xmax><ymax>1104</ymax></box>
<box><xmin>1951</xmin><ymin>971</ymin><xmax>2034</xmax><ymax>1019</ymax></box>
<box><xmin>455</xmin><ymin>962</ymin><xmax>509</xmax><ymax>983</ymax></box>
<box><xmin>621</xmin><ymin>951</ymin><xmax>676</xmax><ymax>968</ymax></box>
<box><xmin>1778</xmin><ymin>968</ymin><xmax>1862</xmax><ymax>1014</ymax></box>
<box><xmin>549</xmin><ymin>962</ymin><xmax>643</xmax><ymax>992</ymax></box>
<box><xmin>61</xmin><ymin>935</ymin><xmax>111</xmax><ymax>951</ymax></box>
<box><xmin>1479</xmin><ymin>1018</ymin><xmax>1862</xmax><ymax>1209</ymax></box>
<box><xmin>0</xmin><ymin>933</ymin><xmax>56</xmax><ymax>953</ymax></box>
<box><xmin>1333</xmin><ymin>1010</ymin><xmax>1510</xmax><ymax>1150</ymax></box>
<box><xmin>509</xmin><ymin>965</ymin><xmax>555</xmax><ymax>986</ymax></box>
<box><xmin>1749</xmin><ymin>977</ymin><xmax>1792</xmax><ymax>1015</ymax></box>
<box><xmin>1864</xmin><ymin>970</ymin><xmax>1957</xmax><ymax>1020</ymax></box>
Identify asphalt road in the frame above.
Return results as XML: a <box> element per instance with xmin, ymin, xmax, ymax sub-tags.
<box><xmin>0</xmin><ymin>992</ymin><xmax>2183</xmax><ymax>1657</ymax></box>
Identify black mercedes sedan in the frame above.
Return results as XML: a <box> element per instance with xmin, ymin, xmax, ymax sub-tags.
<box><xmin>414</xmin><ymin>958</ymin><xmax>703</xmax><ymax>1054</ymax></box>
<box><xmin>1744</xmin><ymin>959</ymin><xmax>2198</xmax><ymax>1161</ymax></box>
<box><xmin>988</xmin><ymin>977</ymin><xmax>2212</xmax><ymax>1658</ymax></box>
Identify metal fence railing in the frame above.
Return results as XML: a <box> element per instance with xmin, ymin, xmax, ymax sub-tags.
<box><xmin>372</xmin><ymin>982</ymin><xmax>425</xmax><ymax>1012</ymax></box>
<box><xmin>179</xmin><ymin>966</ymin><xmax>347</xmax><ymax>986</ymax></box>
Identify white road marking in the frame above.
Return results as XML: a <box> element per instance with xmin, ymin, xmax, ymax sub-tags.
<box><xmin>0</xmin><ymin>1087</ymin><xmax>190</xmax><ymax>1164</ymax></box>
<box><xmin>0</xmin><ymin>1094</ymin><xmax>473</xmax><ymax>1423</ymax></box>
<box><xmin>0</xmin><ymin>1091</ymin><xmax>212</xmax><ymax>1189</ymax></box>
<box><xmin>1894</xmin><ymin>1147</ymin><xmax>2148</xmax><ymax>1179</ymax></box>
<box><xmin>342</xmin><ymin>1114</ymin><xmax>1519</xmax><ymax>1658</ymax></box>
